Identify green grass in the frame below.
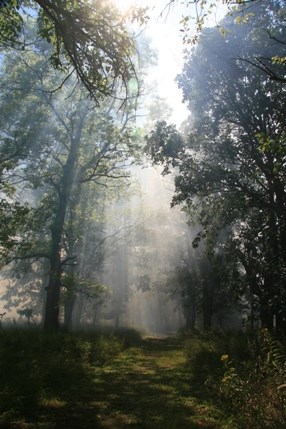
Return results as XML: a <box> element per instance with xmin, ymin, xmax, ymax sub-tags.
<box><xmin>84</xmin><ymin>336</ymin><xmax>225</xmax><ymax>429</ymax></box>
<box><xmin>1</xmin><ymin>328</ymin><xmax>284</xmax><ymax>429</ymax></box>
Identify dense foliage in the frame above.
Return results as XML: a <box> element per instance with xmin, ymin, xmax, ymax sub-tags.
<box><xmin>146</xmin><ymin>0</ymin><xmax>286</xmax><ymax>331</ymax></box>
<box><xmin>0</xmin><ymin>328</ymin><xmax>285</xmax><ymax>429</ymax></box>
<box><xmin>0</xmin><ymin>0</ymin><xmax>144</xmax><ymax>102</ymax></box>
<box><xmin>0</xmin><ymin>24</ymin><xmax>140</xmax><ymax>330</ymax></box>
<box><xmin>0</xmin><ymin>328</ymin><xmax>128</xmax><ymax>425</ymax></box>
<box><xmin>184</xmin><ymin>329</ymin><xmax>286</xmax><ymax>428</ymax></box>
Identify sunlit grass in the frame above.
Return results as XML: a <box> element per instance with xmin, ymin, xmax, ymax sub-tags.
<box><xmin>1</xmin><ymin>328</ymin><xmax>280</xmax><ymax>428</ymax></box>
<box><xmin>40</xmin><ymin>397</ymin><xmax>67</xmax><ymax>408</ymax></box>
<box><xmin>89</xmin><ymin>336</ymin><xmax>226</xmax><ymax>429</ymax></box>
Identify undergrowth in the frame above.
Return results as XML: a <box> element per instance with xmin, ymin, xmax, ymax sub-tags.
<box><xmin>183</xmin><ymin>329</ymin><xmax>286</xmax><ymax>429</ymax></box>
<box><xmin>0</xmin><ymin>327</ymin><xmax>139</xmax><ymax>425</ymax></box>
<box><xmin>1</xmin><ymin>326</ymin><xmax>286</xmax><ymax>429</ymax></box>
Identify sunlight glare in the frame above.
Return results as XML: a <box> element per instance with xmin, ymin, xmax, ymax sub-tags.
<box><xmin>113</xmin><ymin>0</ymin><xmax>152</xmax><ymax>14</ymax></box>
<box><xmin>113</xmin><ymin>0</ymin><xmax>138</xmax><ymax>13</ymax></box>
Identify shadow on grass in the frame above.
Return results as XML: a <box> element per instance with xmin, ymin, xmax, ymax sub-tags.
<box><xmin>0</xmin><ymin>333</ymin><xmax>223</xmax><ymax>429</ymax></box>
<box><xmin>88</xmin><ymin>337</ymin><xmax>222</xmax><ymax>429</ymax></box>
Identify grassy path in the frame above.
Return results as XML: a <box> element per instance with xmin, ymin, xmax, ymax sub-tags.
<box><xmin>3</xmin><ymin>330</ymin><xmax>284</xmax><ymax>429</ymax></box>
<box><xmin>1</xmin><ymin>335</ymin><xmax>226</xmax><ymax>429</ymax></box>
<box><xmin>83</xmin><ymin>337</ymin><xmax>223</xmax><ymax>429</ymax></box>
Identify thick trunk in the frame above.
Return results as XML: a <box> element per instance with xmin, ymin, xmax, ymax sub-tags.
<box><xmin>63</xmin><ymin>235</ymin><xmax>77</xmax><ymax>330</ymax></box>
<box><xmin>43</xmin><ymin>281</ymin><xmax>61</xmax><ymax>330</ymax></box>
<box><xmin>43</xmin><ymin>199</ymin><xmax>68</xmax><ymax>331</ymax></box>
<box><xmin>43</xmin><ymin>136</ymin><xmax>81</xmax><ymax>331</ymax></box>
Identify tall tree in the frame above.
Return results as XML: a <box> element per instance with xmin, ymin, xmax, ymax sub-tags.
<box><xmin>0</xmin><ymin>41</ymin><xmax>138</xmax><ymax>330</ymax></box>
<box><xmin>0</xmin><ymin>2</ymin><xmax>139</xmax><ymax>270</ymax></box>
<box><xmin>146</xmin><ymin>0</ymin><xmax>286</xmax><ymax>332</ymax></box>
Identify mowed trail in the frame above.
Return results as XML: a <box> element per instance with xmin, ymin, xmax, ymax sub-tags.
<box><xmin>88</xmin><ymin>337</ymin><xmax>222</xmax><ymax>429</ymax></box>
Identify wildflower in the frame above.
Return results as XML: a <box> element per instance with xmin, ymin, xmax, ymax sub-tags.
<box><xmin>220</xmin><ymin>354</ymin><xmax>229</xmax><ymax>363</ymax></box>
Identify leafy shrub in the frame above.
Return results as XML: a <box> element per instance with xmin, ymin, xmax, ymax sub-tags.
<box><xmin>218</xmin><ymin>329</ymin><xmax>286</xmax><ymax>429</ymax></box>
<box><xmin>94</xmin><ymin>326</ymin><xmax>143</xmax><ymax>347</ymax></box>
<box><xmin>183</xmin><ymin>329</ymin><xmax>286</xmax><ymax>428</ymax></box>
<box><xmin>89</xmin><ymin>334</ymin><xmax>124</xmax><ymax>364</ymax></box>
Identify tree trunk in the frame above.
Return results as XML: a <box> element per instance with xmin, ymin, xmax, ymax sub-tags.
<box><xmin>185</xmin><ymin>309</ymin><xmax>195</xmax><ymax>330</ymax></box>
<box><xmin>202</xmin><ymin>279</ymin><xmax>213</xmax><ymax>330</ymax></box>
<box><xmin>43</xmin><ymin>190</ymin><xmax>70</xmax><ymax>331</ymax></box>
<box><xmin>43</xmin><ymin>134</ymin><xmax>82</xmax><ymax>331</ymax></box>
<box><xmin>184</xmin><ymin>298</ymin><xmax>196</xmax><ymax>330</ymax></box>
<box><xmin>260</xmin><ymin>308</ymin><xmax>274</xmax><ymax>331</ymax></box>
<box><xmin>44</xmin><ymin>281</ymin><xmax>61</xmax><ymax>330</ymax></box>
<box><xmin>64</xmin><ymin>289</ymin><xmax>77</xmax><ymax>330</ymax></box>
<box><xmin>259</xmin><ymin>273</ymin><xmax>274</xmax><ymax>331</ymax></box>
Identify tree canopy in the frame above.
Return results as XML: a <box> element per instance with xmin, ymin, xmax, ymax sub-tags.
<box><xmin>146</xmin><ymin>0</ymin><xmax>286</xmax><ymax>332</ymax></box>
<box><xmin>0</xmin><ymin>0</ymin><xmax>146</xmax><ymax>102</ymax></box>
<box><xmin>1</xmin><ymin>0</ymin><xmax>286</xmax><ymax>333</ymax></box>
<box><xmin>0</xmin><ymin>28</ymin><xmax>141</xmax><ymax>329</ymax></box>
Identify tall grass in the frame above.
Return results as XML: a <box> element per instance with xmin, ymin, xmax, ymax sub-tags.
<box><xmin>0</xmin><ymin>327</ymin><xmax>139</xmax><ymax>425</ymax></box>
<box><xmin>183</xmin><ymin>329</ymin><xmax>286</xmax><ymax>429</ymax></box>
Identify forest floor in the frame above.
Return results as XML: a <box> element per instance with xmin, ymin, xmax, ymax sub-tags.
<box><xmin>0</xmin><ymin>332</ymin><xmax>230</xmax><ymax>429</ymax></box>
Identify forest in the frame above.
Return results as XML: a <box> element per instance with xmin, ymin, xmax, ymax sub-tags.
<box><xmin>0</xmin><ymin>0</ymin><xmax>286</xmax><ymax>428</ymax></box>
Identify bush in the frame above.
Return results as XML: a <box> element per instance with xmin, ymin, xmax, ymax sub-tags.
<box><xmin>183</xmin><ymin>329</ymin><xmax>286</xmax><ymax>428</ymax></box>
<box><xmin>94</xmin><ymin>326</ymin><xmax>143</xmax><ymax>347</ymax></box>
<box><xmin>218</xmin><ymin>329</ymin><xmax>286</xmax><ymax>429</ymax></box>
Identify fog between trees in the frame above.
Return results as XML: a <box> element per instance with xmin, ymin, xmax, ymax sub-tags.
<box><xmin>0</xmin><ymin>0</ymin><xmax>286</xmax><ymax>333</ymax></box>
